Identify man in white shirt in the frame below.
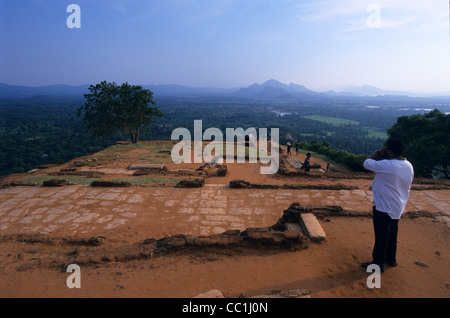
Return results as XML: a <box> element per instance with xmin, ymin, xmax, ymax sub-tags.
<box><xmin>362</xmin><ymin>139</ymin><xmax>414</xmax><ymax>272</ymax></box>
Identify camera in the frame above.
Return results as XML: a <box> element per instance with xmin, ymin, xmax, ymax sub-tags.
<box><xmin>375</xmin><ymin>149</ymin><xmax>388</xmax><ymax>158</ymax></box>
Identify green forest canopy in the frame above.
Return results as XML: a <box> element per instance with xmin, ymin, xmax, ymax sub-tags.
<box><xmin>0</xmin><ymin>95</ymin><xmax>448</xmax><ymax>178</ymax></box>
<box><xmin>388</xmin><ymin>109</ymin><xmax>450</xmax><ymax>178</ymax></box>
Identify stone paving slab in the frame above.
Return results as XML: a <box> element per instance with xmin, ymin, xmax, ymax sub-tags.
<box><xmin>299</xmin><ymin>213</ymin><xmax>326</xmax><ymax>242</ymax></box>
<box><xmin>0</xmin><ymin>185</ymin><xmax>448</xmax><ymax>241</ymax></box>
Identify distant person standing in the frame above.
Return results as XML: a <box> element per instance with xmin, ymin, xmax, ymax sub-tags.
<box><xmin>303</xmin><ymin>153</ymin><xmax>311</xmax><ymax>171</ymax></box>
<box><xmin>295</xmin><ymin>141</ymin><xmax>299</xmax><ymax>155</ymax></box>
<box><xmin>286</xmin><ymin>142</ymin><xmax>292</xmax><ymax>156</ymax></box>
<box><xmin>362</xmin><ymin>138</ymin><xmax>414</xmax><ymax>273</ymax></box>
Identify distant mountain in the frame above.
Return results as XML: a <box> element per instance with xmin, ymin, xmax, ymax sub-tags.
<box><xmin>337</xmin><ymin>84</ymin><xmax>411</xmax><ymax>97</ymax></box>
<box><xmin>1</xmin><ymin>80</ymin><xmax>449</xmax><ymax>101</ymax></box>
<box><xmin>0</xmin><ymin>83</ymin><xmax>90</xmax><ymax>98</ymax></box>
<box><xmin>143</xmin><ymin>84</ymin><xmax>237</xmax><ymax>97</ymax></box>
<box><xmin>234</xmin><ymin>79</ymin><xmax>316</xmax><ymax>99</ymax></box>
<box><xmin>0</xmin><ymin>82</ymin><xmax>236</xmax><ymax>99</ymax></box>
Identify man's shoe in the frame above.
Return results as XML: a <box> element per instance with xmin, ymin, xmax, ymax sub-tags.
<box><xmin>386</xmin><ymin>262</ymin><xmax>398</xmax><ymax>267</ymax></box>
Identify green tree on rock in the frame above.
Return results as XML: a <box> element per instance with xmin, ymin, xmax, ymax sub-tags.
<box><xmin>78</xmin><ymin>81</ymin><xmax>163</xmax><ymax>143</ymax></box>
<box><xmin>387</xmin><ymin>109</ymin><xmax>450</xmax><ymax>178</ymax></box>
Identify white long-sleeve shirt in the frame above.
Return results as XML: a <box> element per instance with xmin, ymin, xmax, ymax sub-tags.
<box><xmin>363</xmin><ymin>158</ymin><xmax>414</xmax><ymax>219</ymax></box>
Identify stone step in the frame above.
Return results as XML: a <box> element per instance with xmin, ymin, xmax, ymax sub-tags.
<box><xmin>299</xmin><ymin>213</ymin><xmax>326</xmax><ymax>242</ymax></box>
<box><xmin>286</xmin><ymin>158</ymin><xmax>303</xmax><ymax>169</ymax></box>
<box><xmin>128</xmin><ymin>164</ymin><xmax>166</xmax><ymax>170</ymax></box>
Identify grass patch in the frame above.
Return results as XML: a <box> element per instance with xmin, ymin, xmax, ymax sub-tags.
<box><xmin>22</xmin><ymin>175</ymin><xmax>182</xmax><ymax>186</ymax></box>
<box><xmin>303</xmin><ymin>115</ymin><xmax>359</xmax><ymax>126</ymax></box>
<box><xmin>22</xmin><ymin>176</ymin><xmax>103</xmax><ymax>185</ymax></box>
<box><xmin>111</xmin><ymin>177</ymin><xmax>180</xmax><ymax>186</ymax></box>
<box><xmin>294</xmin><ymin>148</ymin><xmax>350</xmax><ymax>172</ymax></box>
<box><xmin>87</xmin><ymin>142</ymin><xmax>174</xmax><ymax>164</ymax></box>
<box><xmin>365</xmin><ymin>128</ymin><xmax>387</xmax><ymax>139</ymax></box>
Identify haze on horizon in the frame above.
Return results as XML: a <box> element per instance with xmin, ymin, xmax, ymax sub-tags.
<box><xmin>1</xmin><ymin>0</ymin><xmax>449</xmax><ymax>95</ymax></box>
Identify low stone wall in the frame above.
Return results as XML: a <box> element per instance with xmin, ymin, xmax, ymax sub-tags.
<box><xmin>42</xmin><ymin>179</ymin><xmax>73</xmax><ymax>187</ymax></box>
<box><xmin>9</xmin><ymin>226</ymin><xmax>310</xmax><ymax>271</ymax></box>
<box><xmin>175</xmin><ymin>178</ymin><xmax>205</xmax><ymax>188</ymax></box>
<box><xmin>7</xmin><ymin>204</ymin><xmax>317</xmax><ymax>271</ymax></box>
<box><xmin>229</xmin><ymin>179</ymin><xmax>359</xmax><ymax>190</ymax></box>
<box><xmin>91</xmin><ymin>180</ymin><xmax>132</xmax><ymax>187</ymax></box>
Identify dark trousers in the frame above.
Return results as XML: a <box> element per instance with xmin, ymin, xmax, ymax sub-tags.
<box><xmin>372</xmin><ymin>207</ymin><xmax>399</xmax><ymax>268</ymax></box>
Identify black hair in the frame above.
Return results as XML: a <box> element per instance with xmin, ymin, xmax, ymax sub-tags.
<box><xmin>386</xmin><ymin>138</ymin><xmax>404</xmax><ymax>156</ymax></box>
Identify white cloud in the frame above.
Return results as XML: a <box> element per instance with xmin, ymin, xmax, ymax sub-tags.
<box><xmin>296</xmin><ymin>0</ymin><xmax>448</xmax><ymax>33</ymax></box>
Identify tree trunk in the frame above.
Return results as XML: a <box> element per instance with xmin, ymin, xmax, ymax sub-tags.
<box><xmin>130</xmin><ymin>132</ymin><xmax>138</xmax><ymax>144</ymax></box>
<box><xmin>130</xmin><ymin>129</ymin><xmax>139</xmax><ymax>144</ymax></box>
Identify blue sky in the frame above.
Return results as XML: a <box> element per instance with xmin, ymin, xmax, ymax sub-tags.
<box><xmin>0</xmin><ymin>0</ymin><xmax>449</xmax><ymax>93</ymax></box>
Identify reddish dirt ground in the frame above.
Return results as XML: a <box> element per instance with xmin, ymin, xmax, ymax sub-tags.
<box><xmin>1</xmin><ymin>216</ymin><xmax>448</xmax><ymax>298</ymax></box>
<box><xmin>0</xmin><ymin>141</ymin><xmax>449</xmax><ymax>298</ymax></box>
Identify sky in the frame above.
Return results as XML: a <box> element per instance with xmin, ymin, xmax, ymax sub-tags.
<box><xmin>0</xmin><ymin>0</ymin><xmax>449</xmax><ymax>94</ymax></box>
